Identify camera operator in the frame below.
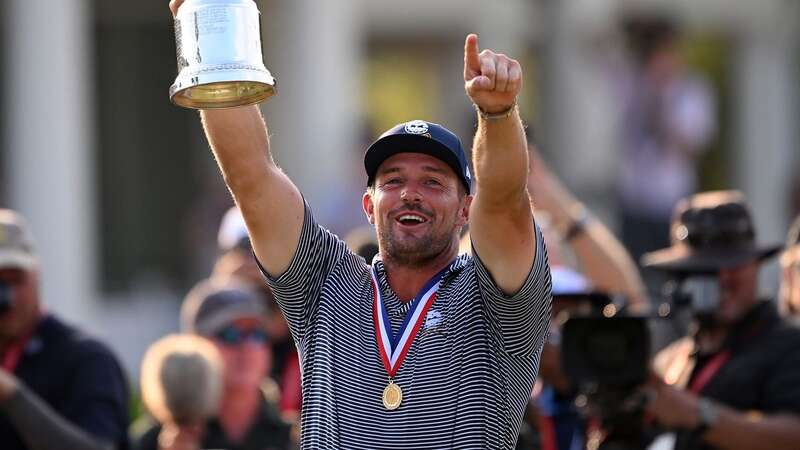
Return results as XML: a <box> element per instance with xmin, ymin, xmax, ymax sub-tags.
<box><xmin>0</xmin><ymin>209</ymin><xmax>130</xmax><ymax>450</ymax></box>
<box><xmin>642</xmin><ymin>191</ymin><xmax>800</xmax><ymax>450</ymax></box>
<box><xmin>533</xmin><ymin>266</ymin><xmax>616</xmax><ymax>450</ymax></box>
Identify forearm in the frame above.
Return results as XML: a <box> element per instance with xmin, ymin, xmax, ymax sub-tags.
<box><xmin>1</xmin><ymin>385</ymin><xmax>114</xmax><ymax>450</ymax></box>
<box><xmin>472</xmin><ymin>109</ymin><xmax>529</xmax><ymax>208</ymax></box>
<box><xmin>700</xmin><ymin>406</ymin><xmax>800</xmax><ymax>450</ymax></box>
<box><xmin>528</xmin><ymin>151</ymin><xmax>646</xmax><ymax>308</ymax></box>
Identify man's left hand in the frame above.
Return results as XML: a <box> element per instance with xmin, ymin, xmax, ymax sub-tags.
<box><xmin>463</xmin><ymin>34</ymin><xmax>522</xmax><ymax>114</ymax></box>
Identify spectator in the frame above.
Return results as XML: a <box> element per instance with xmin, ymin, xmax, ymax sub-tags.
<box><xmin>616</xmin><ymin>15</ymin><xmax>716</xmax><ymax>262</ymax></box>
<box><xmin>0</xmin><ymin>209</ymin><xmax>130</xmax><ymax>450</ymax></box>
<box><xmin>212</xmin><ymin>206</ymin><xmax>301</xmax><ymax>421</ymax></box>
<box><xmin>531</xmin><ymin>267</ymin><xmax>613</xmax><ymax>450</ymax></box>
<box><xmin>643</xmin><ymin>191</ymin><xmax>800</xmax><ymax>450</ymax></box>
<box><xmin>139</xmin><ymin>334</ymin><xmax>223</xmax><ymax>450</ymax></box>
<box><xmin>526</xmin><ymin>143</ymin><xmax>647</xmax><ymax>310</ymax></box>
<box><xmin>134</xmin><ymin>281</ymin><xmax>292</xmax><ymax>450</ymax></box>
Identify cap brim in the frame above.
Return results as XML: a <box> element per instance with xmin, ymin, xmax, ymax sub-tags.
<box><xmin>641</xmin><ymin>243</ymin><xmax>782</xmax><ymax>273</ymax></box>
<box><xmin>194</xmin><ymin>309</ymin><xmax>266</xmax><ymax>337</ymax></box>
<box><xmin>0</xmin><ymin>250</ymin><xmax>36</xmax><ymax>270</ymax></box>
<box><xmin>364</xmin><ymin>134</ymin><xmax>467</xmax><ymax>191</ymax></box>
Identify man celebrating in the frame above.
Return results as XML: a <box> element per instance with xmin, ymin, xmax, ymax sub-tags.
<box><xmin>169</xmin><ymin>2</ymin><xmax>551</xmax><ymax>448</ymax></box>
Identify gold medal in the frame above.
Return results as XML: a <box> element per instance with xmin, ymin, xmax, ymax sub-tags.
<box><xmin>371</xmin><ymin>265</ymin><xmax>448</xmax><ymax>412</ymax></box>
<box><xmin>382</xmin><ymin>381</ymin><xmax>403</xmax><ymax>410</ymax></box>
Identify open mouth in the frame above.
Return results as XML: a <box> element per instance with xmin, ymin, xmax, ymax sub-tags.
<box><xmin>396</xmin><ymin>213</ymin><xmax>428</xmax><ymax>226</ymax></box>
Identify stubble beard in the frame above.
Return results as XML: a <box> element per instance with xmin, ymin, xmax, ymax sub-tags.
<box><xmin>379</xmin><ymin>220</ymin><xmax>455</xmax><ymax>268</ymax></box>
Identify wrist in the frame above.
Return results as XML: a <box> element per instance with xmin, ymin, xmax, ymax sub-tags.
<box><xmin>690</xmin><ymin>397</ymin><xmax>720</xmax><ymax>435</ymax></box>
<box><xmin>563</xmin><ymin>203</ymin><xmax>590</xmax><ymax>242</ymax></box>
<box><xmin>475</xmin><ymin>100</ymin><xmax>517</xmax><ymax>120</ymax></box>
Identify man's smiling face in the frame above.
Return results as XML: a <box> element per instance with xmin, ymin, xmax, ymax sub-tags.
<box><xmin>364</xmin><ymin>152</ymin><xmax>470</xmax><ymax>267</ymax></box>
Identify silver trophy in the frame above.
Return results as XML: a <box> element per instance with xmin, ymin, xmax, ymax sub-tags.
<box><xmin>170</xmin><ymin>0</ymin><xmax>276</xmax><ymax>109</ymax></box>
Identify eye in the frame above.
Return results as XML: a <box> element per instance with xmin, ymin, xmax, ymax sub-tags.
<box><xmin>425</xmin><ymin>178</ymin><xmax>443</xmax><ymax>187</ymax></box>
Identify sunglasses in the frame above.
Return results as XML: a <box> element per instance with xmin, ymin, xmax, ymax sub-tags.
<box><xmin>215</xmin><ymin>326</ymin><xmax>268</xmax><ymax>346</ymax></box>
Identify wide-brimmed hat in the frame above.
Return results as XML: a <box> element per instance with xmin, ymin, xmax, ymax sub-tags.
<box><xmin>642</xmin><ymin>190</ymin><xmax>781</xmax><ymax>273</ymax></box>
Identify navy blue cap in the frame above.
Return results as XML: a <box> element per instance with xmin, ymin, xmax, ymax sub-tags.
<box><xmin>364</xmin><ymin>120</ymin><xmax>472</xmax><ymax>193</ymax></box>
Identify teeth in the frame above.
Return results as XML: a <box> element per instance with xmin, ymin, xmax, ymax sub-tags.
<box><xmin>399</xmin><ymin>214</ymin><xmax>425</xmax><ymax>222</ymax></box>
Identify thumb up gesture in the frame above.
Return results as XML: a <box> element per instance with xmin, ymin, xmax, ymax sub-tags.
<box><xmin>464</xmin><ymin>34</ymin><xmax>522</xmax><ymax>115</ymax></box>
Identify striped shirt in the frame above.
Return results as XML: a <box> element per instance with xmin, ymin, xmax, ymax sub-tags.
<box><xmin>263</xmin><ymin>203</ymin><xmax>551</xmax><ymax>449</ymax></box>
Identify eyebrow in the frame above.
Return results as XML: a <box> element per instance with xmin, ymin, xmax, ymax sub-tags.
<box><xmin>377</xmin><ymin>165</ymin><xmax>450</xmax><ymax>176</ymax></box>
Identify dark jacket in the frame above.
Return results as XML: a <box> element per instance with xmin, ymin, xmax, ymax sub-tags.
<box><xmin>655</xmin><ymin>301</ymin><xmax>800</xmax><ymax>450</ymax></box>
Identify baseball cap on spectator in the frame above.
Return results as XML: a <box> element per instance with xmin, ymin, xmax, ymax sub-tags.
<box><xmin>180</xmin><ymin>280</ymin><xmax>267</xmax><ymax>337</ymax></box>
<box><xmin>0</xmin><ymin>209</ymin><xmax>37</xmax><ymax>270</ymax></box>
<box><xmin>364</xmin><ymin>120</ymin><xmax>472</xmax><ymax>193</ymax></box>
<box><xmin>550</xmin><ymin>266</ymin><xmax>612</xmax><ymax>308</ymax></box>
<box><xmin>551</xmin><ymin>266</ymin><xmax>591</xmax><ymax>296</ymax></box>
<box><xmin>217</xmin><ymin>206</ymin><xmax>250</xmax><ymax>252</ymax></box>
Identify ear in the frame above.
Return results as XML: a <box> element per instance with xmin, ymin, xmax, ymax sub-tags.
<box><xmin>456</xmin><ymin>194</ymin><xmax>473</xmax><ymax>227</ymax></box>
<box><xmin>363</xmin><ymin>191</ymin><xmax>375</xmax><ymax>224</ymax></box>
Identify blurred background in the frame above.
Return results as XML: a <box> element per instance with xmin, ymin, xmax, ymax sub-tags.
<box><xmin>0</xmin><ymin>0</ymin><xmax>798</xmax><ymax>385</ymax></box>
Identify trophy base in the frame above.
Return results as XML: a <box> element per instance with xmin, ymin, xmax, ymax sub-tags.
<box><xmin>171</xmin><ymin>80</ymin><xmax>276</xmax><ymax>110</ymax></box>
<box><xmin>170</xmin><ymin>0</ymin><xmax>276</xmax><ymax>110</ymax></box>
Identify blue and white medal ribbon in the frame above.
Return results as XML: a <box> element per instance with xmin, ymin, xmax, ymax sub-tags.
<box><xmin>371</xmin><ymin>265</ymin><xmax>448</xmax><ymax>410</ymax></box>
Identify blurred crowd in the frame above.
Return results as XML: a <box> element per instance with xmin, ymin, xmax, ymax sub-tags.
<box><xmin>1</xmin><ymin>12</ymin><xmax>799</xmax><ymax>450</ymax></box>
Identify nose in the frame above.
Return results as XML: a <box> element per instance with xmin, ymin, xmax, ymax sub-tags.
<box><xmin>400</xmin><ymin>185</ymin><xmax>422</xmax><ymax>203</ymax></box>
<box><xmin>718</xmin><ymin>266</ymin><xmax>741</xmax><ymax>291</ymax></box>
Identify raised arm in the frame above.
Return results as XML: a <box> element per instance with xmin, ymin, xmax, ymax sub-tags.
<box><xmin>464</xmin><ymin>34</ymin><xmax>535</xmax><ymax>295</ymax></box>
<box><xmin>527</xmin><ymin>147</ymin><xmax>647</xmax><ymax>310</ymax></box>
<box><xmin>199</xmin><ymin>107</ymin><xmax>303</xmax><ymax>277</ymax></box>
<box><xmin>169</xmin><ymin>0</ymin><xmax>304</xmax><ymax>277</ymax></box>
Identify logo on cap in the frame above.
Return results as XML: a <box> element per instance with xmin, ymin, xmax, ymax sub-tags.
<box><xmin>404</xmin><ymin>120</ymin><xmax>429</xmax><ymax>135</ymax></box>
